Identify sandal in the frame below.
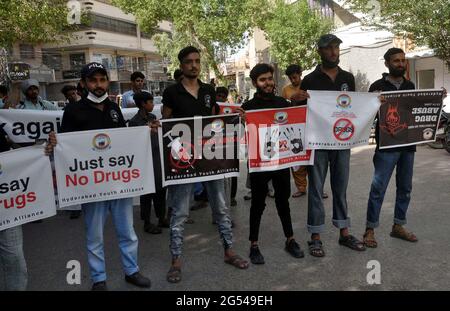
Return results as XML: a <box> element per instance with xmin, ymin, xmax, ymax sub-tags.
<box><xmin>292</xmin><ymin>191</ymin><xmax>306</xmax><ymax>198</ymax></box>
<box><xmin>339</xmin><ymin>235</ymin><xmax>366</xmax><ymax>251</ymax></box>
<box><xmin>308</xmin><ymin>240</ymin><xmax>325</xmax><ymax>257</ymax></box>
<box><xmin>167</xmin><ymin>266</ymin><xmax>182</xmax><ymax>283</ymax></box>
<box><xmin>224</xmin><ymin>255</ymin><xmax>249</xmax><ymax>269</ymax></box>
<box><xmin>363</xmin><ymin>230</ymin><xmax>378</xmax><ymax>248</ymax></box>
<box><xmin>390</xmin><ymin>225</ymin><xmax>418</xmax><ymax>242</ymax></box>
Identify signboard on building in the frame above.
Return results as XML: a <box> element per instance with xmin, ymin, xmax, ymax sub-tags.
<box><xmin>62</xmin><ymin>70</ymin><xmax>81</xmax><ymax>80</ymax></box>
<box><xmin>8</xmin><ymin>62</ymin><xmax>30</xmax><ymax>81</ymax></box>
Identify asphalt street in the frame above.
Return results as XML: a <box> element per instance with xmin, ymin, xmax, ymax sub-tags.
<box><xmin>23</xmin><ymin>144</ymin><xmax>450</xmax><ymax>291</ymax></box>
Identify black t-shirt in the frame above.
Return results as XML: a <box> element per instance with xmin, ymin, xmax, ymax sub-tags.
<box><xmin>300</xmin><ymin>65</ymin><xmax>356</xmax><ymax>106</ymax></box>
<box><xmin>369</xmin><ymin>73</ymin><xmax>416</xmax><ymax>153</ymax></box>
<box><xmin>162</xmin><ymin>80</ymin><xmax>218</xmax><ymax>118</ymax></box>
<box><xmin>241</xmin><ymin>92</ymin><xmax>291</xmax><ymax>111</ymax></box>
<box><xmin>60</xmin><ymin>97</ymin><xmax>126</xmax><ymax>133</ymax></box>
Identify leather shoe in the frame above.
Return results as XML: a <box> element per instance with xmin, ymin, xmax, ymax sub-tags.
<box><xmin>125</xmin><ymin>272</ymin><xmax>151</xmax><ymax>288</ymax></box>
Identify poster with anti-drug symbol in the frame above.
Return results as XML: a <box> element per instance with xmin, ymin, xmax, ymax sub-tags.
<box><xmin>306</xmin><ymin>91</ymin><xmax>380</xmax><ymax>150</ymax></box>
<box><xmin>245</xmin><ymin>106</ymin><xmax>314</xmax><ymax>172</ymax></box>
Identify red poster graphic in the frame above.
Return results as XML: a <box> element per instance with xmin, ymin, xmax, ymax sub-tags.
<box><xmin>245</xmin><ymin>106</ymin><xmax>314</xmax><ymax>172</ymax></box>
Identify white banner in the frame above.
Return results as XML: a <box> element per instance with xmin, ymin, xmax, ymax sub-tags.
<box><xmin>306</xmin><ymin>91</ymin><xmax>380</xmax><ymax>149</ymax></box>
<box><xmin>54</xmin><ymin>127</ymin><xmax>155</xmax><ymax>207</ymax></box>
<box><xmin>0</xmin><ymin>146</ymin><xmax>56</xmax><ymax>230</ymax></box>
<box><xmin>0</xmin><ymin>107</ymin><xmax>162</xmax><ymax>143</ymax></box>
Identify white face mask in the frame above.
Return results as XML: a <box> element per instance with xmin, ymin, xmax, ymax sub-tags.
<box><xmin>87</xmin><ymin>92</ymin><xmax>109</xmax><ymax>104</ymax></box>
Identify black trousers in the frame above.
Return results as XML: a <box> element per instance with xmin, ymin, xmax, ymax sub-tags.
<box><xmin>140</xmin><ymin>188</ymin><xmax>167</xmax><ymax>224</ymax></box>
<box><xmin>231</xmin><ymin>177</ymin><xmax>238</xmax><ymax>199</ymax></box>
<box><xmin>249</xmin><ymin>168</ymin><xmax>293</xmax><ymax>242</ymax></box>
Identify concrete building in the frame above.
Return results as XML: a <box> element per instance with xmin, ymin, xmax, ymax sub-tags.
<box><xmin>6</xmin><ymin>0</ymin><xmax>172</xmax><ymax>103</ymax></box>
<box><xmin>230</xmin><ymin>0</ymin><xmax>447</xmax><ymax>97</ymax></box>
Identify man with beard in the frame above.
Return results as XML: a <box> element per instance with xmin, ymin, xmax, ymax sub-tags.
<box><xmin>237</xmin><ymin>63</ymin><xmax>304</xmax><ymax>265</ymax></box>
<box><xmin>297</xmin><ymin>34</ymin><xmax>366</xmax><ymax>257</ymax></box>
<box><xmin>363</xmin><ymin>48</ymin><xmax>418</xmax><ymax>248</ymax></box>
<box><xmin>47</xmin><ymin>62</ymin><xmax>151</xmax><ymax>290</ymax></box>
<box><xmin>162</xmin><ymin>46</ymin><xmax>248</xmax><ymax>284</ymax></box>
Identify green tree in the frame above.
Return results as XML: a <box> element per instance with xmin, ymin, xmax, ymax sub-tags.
<box><xmin>113</xmin><ymin>0</ymin><xmax>271</xmax><ymax>82</ymax></box>
<box><xmin>346</xmin><ymin>0</ymin><xmax>450</xmax><ymax>65</ymax></box>
<box><xmin>0</xmin><ymin>0</ymin><xmax>76</xmax><ymax>47</ymax></box>
<box><xmin>262</xmin><ymin>0</ymin><xmax>334</xmax><ymax>71</ymax></box>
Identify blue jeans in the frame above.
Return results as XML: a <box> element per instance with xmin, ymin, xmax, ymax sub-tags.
<box><xmin>307</xmin><ymin>150</ymin><xmax>351</xmax><ymax>234</ymax></box>
<box><xmin>366</xmin><ymin>150</ymin><xmax>414</xmax><ymax>228</ymax></box>
<box><xmin>0</xmin><ymin>226</ymin><xmax>27</xmax><ymax>290</ymax></box>
<box><xmin>82</xmin><ymin>198</ymin><xmax>139</xmax><ymax>283</ymax></box>
<box><xmin>168</xmin><ymin>179</ymin><xmax>233</xmax><ymax>258</ymax></box>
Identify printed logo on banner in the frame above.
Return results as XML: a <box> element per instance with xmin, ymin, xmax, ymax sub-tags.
<box><xmin>341</xmin><ymin>83</ymin><xmax>349</xmax><ymax>91</ymax></box>
<box><xmin>92</xmin><ymin>133</ymin><xmax>111</xmax><ymax>151</ymax></box>
<box><xmin>380</xmin><ymin>104</ymin><xmax>407</xmax><ymax>135</ymax></box>
<box><xmin>274</xmin><ymin>111</ymin><xmax>288</xmax><ymax>124</ymax></box>
<box><xmin>222</xmin><ymin>107</ymin><xmax>232</xmax><ymax>114</ymax></box>
<box><xmin>423</xmin><ymin>128</ymin><xmax>434</xmax><ymax>140</ymax></box>
<box><xmin>333</xmin><ymin>118</ymin><xmax>355</xmax><ymax>141</ymax></box>
<box><xmin>211</xmin><ymin>119</ymin><xmax>224</xmax><ymax>133</ymax></box>
<box><xmin>336</xmin><ymin>94</ymin><xmax>351</xmax><ymax>109</ymax></box>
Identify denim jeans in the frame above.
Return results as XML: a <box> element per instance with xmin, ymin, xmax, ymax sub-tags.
<box><xmin>307</xmin><ymin>149</ymin><xmax>351</xmax><ymax>233</ymax></box>
<box><xmin>168</xmin><ymin>179</ymin><xmax>233</xmax><ymax>258</ymax></box>
<box><xmin>366</xmin><ymin>150</ymin><xmax>415</xmax><ymax>228</ymax></box>
<box><xmin>0</xmin><ymin>226</ymin><xmax>27</xmax><ymax>290</ymax></box>
<box><xmin>81</xmin><ymin>198</ymin><xmax>139</xmax><ymax>283</ymax></box>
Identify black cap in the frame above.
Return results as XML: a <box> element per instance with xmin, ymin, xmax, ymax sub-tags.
<box><xmin>317</xmin><ymin>34</ymin><xmax>342</xmax><ymax>48</ymax></box>
<box><xmin>81</xmin><ymin>62</ymin><xmax>108</xmax><ymax>79</ymax></box>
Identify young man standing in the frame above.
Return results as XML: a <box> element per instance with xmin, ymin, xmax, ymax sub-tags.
<box><xmin>282</xmin><ymin>65</ymin><xmax>308</xmax><ymax>198</ymax></box>
<box><xmin>121</xmin><ymin>71</ymin><xmax>147</xmax><ymax>108</ymax></box>
<box><xmin>129</xmin><ymin>91</ymin><xmax>169</xmax><ymax>234</ymax></box>
<box><xmin>237</xmin><ymin>63</ymin><xmax>304</xmax><ymax>264</ymax></box>
<box><xmin>61</xmin><ymin>85</ymin><xmax>79</xmax><ymax>105</ymax></box>
<box><xmin>363</xmin><ymin>48</ymin><xmax>419</xmax><ymax>247</ymax></box>
<box><xmin>297</xmin><ymin>34</ymin><xmax>366</xmax><ymax>257</ymax></box>
<box><xmin>162</xmin><ymin>46</ymin><xmax>248</xmax><ymax>283</ymax></box>
<box><xmin>47</xmin><ymin>62</ymin><xmax>151</xmax><ymax>290</ymax></box>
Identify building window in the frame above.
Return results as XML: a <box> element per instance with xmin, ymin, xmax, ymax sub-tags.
<box><xmin>70</xmin><ymin>53</ymin><xmax>86</xmax><ymax>70</ymax></box>
<box><xmin>90</xmin><ymin>14</ymin><xmax>137</xmax><ymax>36</ymax></box>
<box><xmin>416</xmin><ymin>69</ymin><xmax>435</xmax><ymax>89</ymax></box>
<box><xmin>42</xmin><ymin>52</ymin><xmax>62</xmax><ymax>71</ymax></box>
<box><xmin>20</xmin><ymin>44</ymin><xmax>35</xmax><ymax>59</ymax></box>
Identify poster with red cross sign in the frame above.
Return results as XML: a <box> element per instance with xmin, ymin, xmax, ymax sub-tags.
<box><xmin>306</xmin><ymin>91</ymin><xmax>380</xmax><ymax>149</ymax></box>
<box><xmin>245</xmin><ymin>106</ymin><xmax>314</xmax><ymax>172</ymax></box>
<box><xmin>218</xmin><ymin>102</ymin><xmax>242</xmax><ymax>115</ymax></box>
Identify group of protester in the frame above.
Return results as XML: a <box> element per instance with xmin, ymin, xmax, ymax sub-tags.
<box><xmin>1</xmin><ymin>33</ymin><xmax>430</xmax><ymax>291</ymax></box>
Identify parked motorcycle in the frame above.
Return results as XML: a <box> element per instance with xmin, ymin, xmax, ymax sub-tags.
<box><xmin>429</xmin><ymin>105</ymin><xmax>450</xmax><ymax>153</ymax></box>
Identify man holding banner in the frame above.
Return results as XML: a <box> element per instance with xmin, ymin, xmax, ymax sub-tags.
<box><xmin>161</xmin><ymin>46</ymin><xmax>248</xmax><ymax>284</ymax></box>
<box><xmin>298</xmin><ymin>34</ymin><xmax>366</xmax><ymax>257</ymax></box>
<box><xmin>363</xmin><ymin>48</ymin><xmax>420</xmax><ymax>247</ymax></box>
<box><xmin>47</xmin><ymin>62</ymin><xmax>151</xmax><ymax>290</ymax></box>
<box><xmin>239</xmin><ymin>63</ymin><xmax>305</xmax><ymax>265</ymax></box>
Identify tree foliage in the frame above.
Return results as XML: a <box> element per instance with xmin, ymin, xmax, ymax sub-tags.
<box><xmin>346</xmin><ymin>0</ymin><xmax>450</xmax><ymax>64</ymax></box>
<box><xmin>262</xmin><ymin>0</ymin><xmax>334</xmax><ymax>71</ymax></box>
<box><xmin>113</xmin><ymin>0</ymin><xmax>271</xmax><ymax>81</ymax></box>
<box><xmin>0</xmin><ymin>0</ymin><xmax>76</xmax><ymax>47</ymax></box>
